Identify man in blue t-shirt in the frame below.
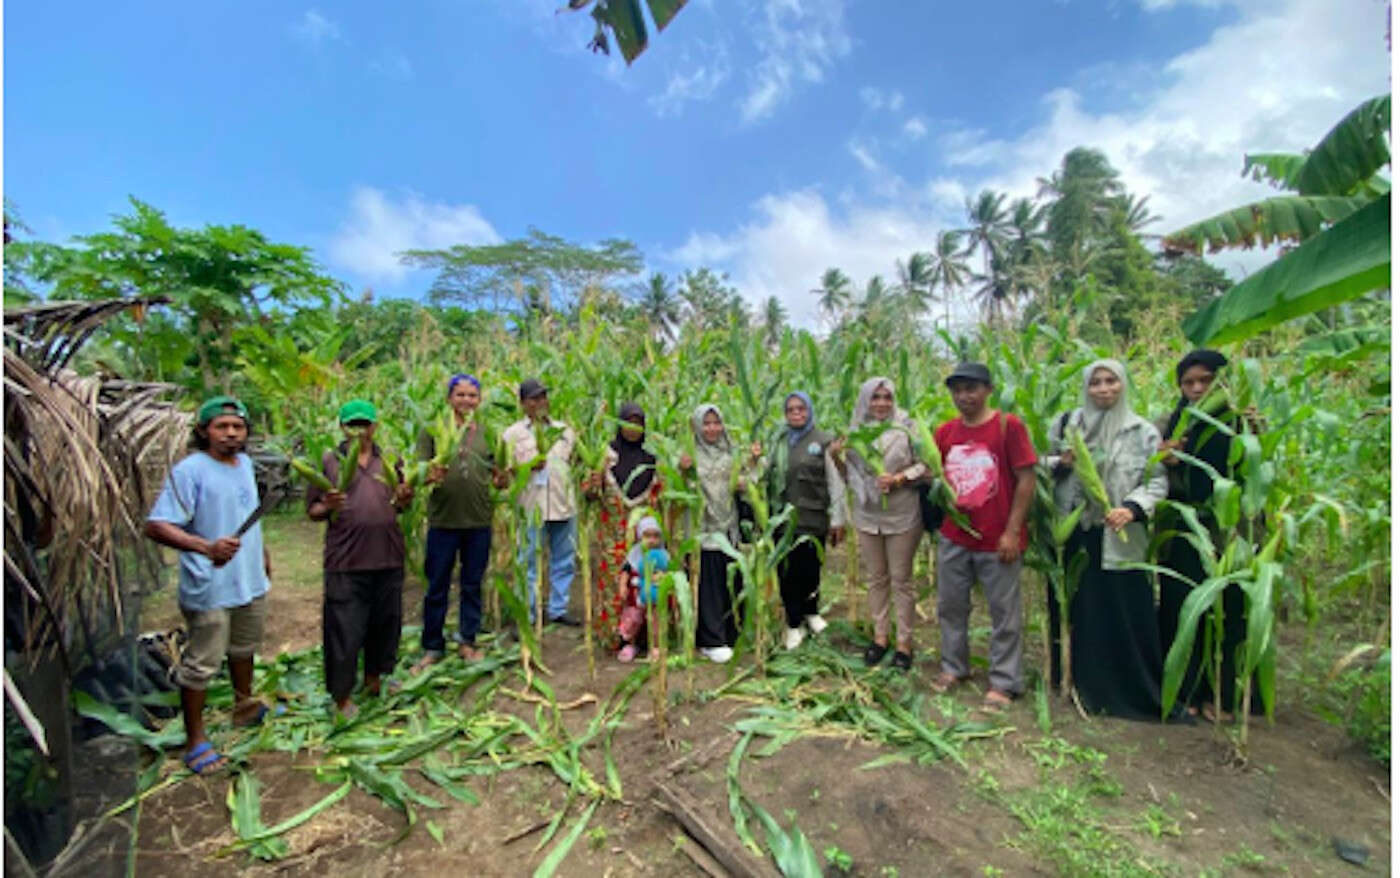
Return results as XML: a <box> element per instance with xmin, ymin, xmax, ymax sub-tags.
<box><xmin>145</xmin><ymin>396</ymin><xmax>273</xmax><ymax>774</ymax></box>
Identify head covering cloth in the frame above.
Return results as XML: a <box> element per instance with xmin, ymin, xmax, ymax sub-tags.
<box><xmin>609</xmin><ymin>401</ymin><xmax>656</xmax><ymax>500</ymax></box>
<box><xmin>784</xmin><ymin>391</ymin><xmax>816</xmax><ymax>447</ymax></box>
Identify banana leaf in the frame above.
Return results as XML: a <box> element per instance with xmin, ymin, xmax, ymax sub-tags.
<box><xmin>1182</xmin><ymin>193</ymin><xmax>1390</xmax><ymax>345</ymax></box>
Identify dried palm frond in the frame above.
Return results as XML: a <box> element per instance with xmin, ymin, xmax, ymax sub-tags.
<box><xmin>4</xmin><ymin>297</ymin><xmax>184</xmax><ymax>672</ymax></box>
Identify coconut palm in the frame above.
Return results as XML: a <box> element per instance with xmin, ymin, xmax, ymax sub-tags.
<box><xmin>760</xmin><ymin>295</ymin><xmax>787</xmax><ymax>348</ymax></box>
<box><xmin>894</xmin><ymin>251</ymin><xmax>935</xmax><ymax>318</ymax></box>
<box><xmin>961</xmin><ymin>190</ymin><xmax>1011</xmax><ymax>316</ymax></box>
<box><xmin>811</xmin><ymin>267</ymin><xmax>853</xmax><ymax>327</ymax></box>
<box><xmin>1038</xmin><ymin>147</ymin><xmax>1124</xmax><ymax>289</ymax></box>
<box><xmin>639</xmin><ymin>272</ymin><xmax>681</xmax><ymax>342</ymax></box>
<box><xmin>928</xmin><ymin>230</ymin><xmax>971</xmax><ymax>331</ymax></box>
<box><xmin>1003</xmin><ymin>198</ymin><xmax>1048</xmax><ymax>305</ymax></box>
<box><xmin>854</xmin><ymin>275</ymin><xmax>893</xmax><ymax>335</ymax></box>
<box><xmin>1112</xmin><ymin>193</ymin><xmax>1161</xmax><ymax>238</ymax></box>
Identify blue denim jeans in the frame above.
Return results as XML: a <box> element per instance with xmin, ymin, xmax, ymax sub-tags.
<box><xmin>519</xmin><ymin>517</ymin><xmax>577</xmax><ymax>619</ymax></box>
<box><xmin>421</xmin><ymin>526</ymin><xmax>492</xmax><ymax>654</ymax></box>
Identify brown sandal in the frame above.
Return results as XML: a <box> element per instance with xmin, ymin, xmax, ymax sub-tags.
<box><xmin>410</xmin><ymin>653</ymin><xmax>441</xmax><ymax>674</ymax></box>
<box><xmin>931</xmin><ymin>673</ymin><xmax>965</xmax><ymax>694</ymax></box>
<box><xmin>457</xmin><ymin>643</ymin><xmax>483</xmax><ymax>662</ymax></box>
<box><xmin>979</xmin><ymin>689</ymin><xmax>1013</xmax><ymax>713</ymax></box>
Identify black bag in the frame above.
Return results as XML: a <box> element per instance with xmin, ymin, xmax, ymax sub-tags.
<box><xmin>918</xmin><ymin>482</ymin><xmax>944</xmax><ymax>534</ymax></box>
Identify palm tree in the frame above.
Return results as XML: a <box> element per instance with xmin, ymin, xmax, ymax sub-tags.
<box><xmin>855</xmin><ymin>275</ymin><xmax>891</xmax><ymax>335</ymax></box>
<box><xmin>928</xmin><ymin>230</ymin><xmax>970</xmax><ymax>330</ymax></box>
<box><xmin>894</xmin><ymin>251</ymin><xmax>935</xmax><ymax>318</ymax></box>
<box><xmin>970</xmin><ymin>254</ymin><xmax>1014</xmax><ymax>325</ymax></box>
<box><xmin>639</xmin><ymin>272</ymin><xmax>681</xmax><ymax>342</ymax></box>
<box><xmin>1111</xmin><ymin>193</ymin><xmax>1162</xmax><ymax>238</ymax></box>
<box><xmin>961</xmin><ymin>190</ymin><xmax>1011</xmax><ymax>318</ymax></box>
<box><xmin>811</xmin><ymin>267</ymin><xmax>853</xmax><ymax>327</ymax></box>
<box><xmin>1038</xmin><ymin>147</ymin><xmax>1125</xmax><ymax>288</ymax></box>
<box><xmin>760</xmin><ymin>295</ymin><xmax>787</xmax><ymax>348</ymax></box>
<box><xmin>1003</xmin><ymin>197</ymin><xmax>1048</xmax><ymax>306</ymax></box>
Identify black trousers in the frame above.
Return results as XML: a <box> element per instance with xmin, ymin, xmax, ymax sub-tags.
<box><xmin>696</xmin><ymin>549</ymin><xmax>744</xmax><ymax>648</ymax></box>
<box><xmin>778</xmin><ymin>539</ymin><xmax>822</xmax><ymax>629</ymax></box>
<box><xmin>324</xmin><ymin>568</ymin><xmax>404</xmax><ymax>701</ymax></box>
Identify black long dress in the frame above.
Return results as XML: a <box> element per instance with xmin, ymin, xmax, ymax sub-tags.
<box><xmin>1049</xmin><ymin>525</ymin><xmax>1166</xmax><ymax>720</ymax></box>
<box><xmin>1156</xmin><ymin>404</ymin><xmax>1262</xmax><ymax>715</ymax></box>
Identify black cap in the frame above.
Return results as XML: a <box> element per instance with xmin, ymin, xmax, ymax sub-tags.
<box><xmin>944</xmin><ymin>362</ymin><xmax>993</xmax><ymax>388</ymax></box>
<box><xmin>519</xmin><ymin>378</ymin><xmax>548</xmax><ymax>400</ymax></box>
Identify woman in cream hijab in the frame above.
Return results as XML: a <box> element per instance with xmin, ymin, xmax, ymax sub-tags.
<box><xmin>1046</xmin><ymin>359</ymin><xmax>1168</xmax><ymax>719</ymax></box>
<box><xmin>842</xmin><ymin>378</ymin><xmax>927</xmax><ymax>671</ymax></box>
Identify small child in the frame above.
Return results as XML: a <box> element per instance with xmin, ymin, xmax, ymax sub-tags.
<box><xmin>616</xmin><ymin>516</ymin><xmax>669</xmax><ymax>663</ymax></box>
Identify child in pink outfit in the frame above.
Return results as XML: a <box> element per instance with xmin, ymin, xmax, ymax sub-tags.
<box><xmin>615</xmin><ymin>517</ymin><xmax>669</xmax><ymax>662</ymax></box>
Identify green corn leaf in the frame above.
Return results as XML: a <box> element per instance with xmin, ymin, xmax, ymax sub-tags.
<box><xmin>227</xmin><ymin>770</ymin><xmax>290</xmax><ymax>861</ymax></box>
<box><xmin>727</xmin><ymin>732</ymin><xmax>763</xmax><ymax>856</ymax></box>
<box><xmin>222</xmin><ymin>780</ymin><xmax>351</xmax><ymax>855</ymax></box>
<box><xmin>532</xmin><ymin>797</ymin><xmax>600</xmax><ymax>878</ymax></box>
<box><xmin>747</xmin><ymin>795</ymin><xmax>824</xmax><ymax>878</ymax></box>
<box><xmin>426</xmin><ymin>819</ymin><xmax>445</xmax><ymax>847</ymax></box>
<box><xmin>72</xmin><ymin>691</ymin><xmax>185</xmax><ymax>751</ymax></box>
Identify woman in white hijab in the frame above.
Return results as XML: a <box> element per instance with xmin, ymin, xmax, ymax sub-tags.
<box><xmin>1045</xmin><ymin>359</ymin><xmax>1168</xmax><ymax>720</ymax></box>
<box><xmin>678</xmin><ymin>404</ymin><xmax>755</xmax><ymax>663</ymax></box>
<box><xmin>843</xmin><ymin>378</ymin><xmax>927</xmax><ymax>671</ymax></box>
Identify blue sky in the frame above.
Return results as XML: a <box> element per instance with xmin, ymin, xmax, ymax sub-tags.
<box><xmin>5</xmin><ymin>0</ymin><xmax>1391</xmax><ymax>327</ymax></box>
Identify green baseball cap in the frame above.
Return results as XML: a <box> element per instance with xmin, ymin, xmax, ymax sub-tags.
<box><xmin>196</xmin><ymin>395</ymin><xmax>249</xmax><ymax>426</ymax></box>
<box><xmin>338</xmin><ymin>399</ymin><xmax>378</xmax><ymax>424</ymax></box>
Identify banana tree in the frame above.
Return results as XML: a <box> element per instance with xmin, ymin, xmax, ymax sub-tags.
<box><xmin>1166</xmin><ymin>95</ymin><xmax>1391</xmax><ymax>345</ymax></box>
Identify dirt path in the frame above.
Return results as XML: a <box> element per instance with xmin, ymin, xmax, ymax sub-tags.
<box><xmin>116</xmin><ymin>515</ymin><xmax>1389</xmax><ymax>876</ymax></box>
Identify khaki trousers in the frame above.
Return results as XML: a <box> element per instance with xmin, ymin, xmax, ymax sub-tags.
<box><xmin>859</xmin><ymin>526</ymin><xmax>923</xmax><ymax>646</ymax></box>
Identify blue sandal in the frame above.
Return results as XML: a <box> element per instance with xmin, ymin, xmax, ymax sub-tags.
<box><xmin>234</xmin><ymin>702</ymin><xmax>286</xmax><ymax>728</ymax></box>
<box><xmin>182</xmin><ymin>741</ymin><xmax>227</xmax><ymax>775</ymax></box>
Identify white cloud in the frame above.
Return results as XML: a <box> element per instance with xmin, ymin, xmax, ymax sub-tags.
<box><xmin>668</xmin><ymin>188</ymin><xmax>966</xmax><ymax>329</ymax></box>
<box><xmin>671</xmin><ymin>0</ymin><xmax>1388</xmax><ymax>327</ymax></box>
<box><xmin>954</xmin><ymin>0</ymin><xmax>1388</xmax><ymax>250</ymax></box>
<box><xmin>649</xmin><ymin>42</ymin><xmax>733</xmax><ymax>117</ymax></box>
<box><xmin>902</xmin><ymin>116</ymin><xmax>929</xmax><ymax>140</ymax></box>
<box><xmin>292</xmin><ymin>10</ymin><xmax>341</xmax><ymax>45</ymax></box>
<box><xmin>858</xmin><ymin>86</ymin><xmax>905</xmax><ymax>113</ymax></box>
<box><xmin>369</xmin><ymin>50</ymin><xmax>414</xmax><ymax>80</ymax></box>
<box><xmin>739</xmin><ymin>0</ymin><xmax>852</xmax><ymax>122</ymax></box>
<box><xmin>328</xmin><ymin>186</ymin><xmax>500</xmax><ymax>282</ymax></box>
<box><xmin>847</xmin><ymin>140</ymin><xmax>881</xmax><ymax>172</ymax></box>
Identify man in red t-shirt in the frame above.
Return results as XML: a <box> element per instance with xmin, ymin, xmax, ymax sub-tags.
<box><xmin>933</xmin><ymin>362</ymin><xmax>1036</xmax><ymax>710</ymax></box>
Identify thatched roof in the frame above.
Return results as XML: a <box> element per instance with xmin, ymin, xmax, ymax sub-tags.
<box><xmin>4</xmin><ymin>298</ymin><xmax>185</xmax><ymax>673</ymax></box>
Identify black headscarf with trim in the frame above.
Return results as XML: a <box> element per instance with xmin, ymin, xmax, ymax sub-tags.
<box><xmin>610</xmin><ymin>401</ymin><xmax>657</xmax><ymax>500</ymax></box>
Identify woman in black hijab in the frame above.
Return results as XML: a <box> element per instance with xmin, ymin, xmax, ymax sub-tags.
<box><xmin>588</xmin><ymin>402</ymin><xmax>663</xmax><ymax>640</ymax></box>
<box><xmin>1157</xmin><ymin>350</ymin><xmax>1258</xmax><ymax>720</ymax></box>
<box><xmin>606</xmin><ymin>402</ymin><xmax>657</xmax><ymax>501</ymax></box>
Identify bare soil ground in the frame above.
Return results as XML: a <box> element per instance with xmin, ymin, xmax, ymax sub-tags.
<box><xmin>72</xmin><ymin>513</ymin><xmax>1388</xmax><ymax>877</ymax></box>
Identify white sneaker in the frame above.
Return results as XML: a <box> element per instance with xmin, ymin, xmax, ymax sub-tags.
<box><xmin>700</xmin><ymin>646</ymin><xmax>733</xmax><ymax>663</ymax></box>
<box><xmin>804</xmin><ymin>614</ymin><xmax>828</xmax><ymax>635</ymax></box>
<box><xmin>784</xmin><ymin>627</ymin><xmax>805</xmax><ymax>650</ymax></box>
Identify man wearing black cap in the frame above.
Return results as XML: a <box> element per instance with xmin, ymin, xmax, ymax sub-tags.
<box><xmin>502</xmin><ymin>378</ymin><xmax>581</xmax><ymax>626</ymax></box>
<box><xmin>932</xmin><ymin>363</ymin><xmax>1037</xmax><ymax>711</ymax></box>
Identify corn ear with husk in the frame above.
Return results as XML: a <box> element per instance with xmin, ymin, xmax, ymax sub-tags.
<box><xmin>335</xmin><ymin>439</ymin><xmax>360</xmax><ymax>494</ymax></box>
<box><xmin>1053</xmin><ymin>502</ymin><xmax>1086</xmax><ymax>546</ymax></box>
<box><xmin>906</xmin><ymin>416</ymin><xmax>980</xmax><ymax>539</ymax></box>
<box><xmin>845</xmin><ymin>422</ymin><xmax>892</xmax><ymax>510</ymax></box>
<box><xmin>430</xmin><ymin>411</ymin><xmax>469</xmax><ymax>468</ymax></box>
<box><xmin>376</xmin><ymin>452</ymin><xmax>402</xmax><ymax>492</ymax></box>
<box><xmin>290</xmin><ymin>457</ymin><xmax>334</xmax><ymax>491</ymax></box>
<box><xmin>1066</xmin><ymin>426</ymin><xmax>1127</xmax><ymax>542</ymax></box>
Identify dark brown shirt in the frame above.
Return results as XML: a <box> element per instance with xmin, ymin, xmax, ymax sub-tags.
<box><xmin>306</xmin><ymin>444</ymin><xmax>405</xmax><ymax>572</ymax></box>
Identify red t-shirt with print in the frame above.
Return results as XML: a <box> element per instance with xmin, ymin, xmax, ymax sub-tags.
<box><xmin>935</xmin><ymin>411</ymin><xmax>1037</xmax><ymax>552</ymax></box>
